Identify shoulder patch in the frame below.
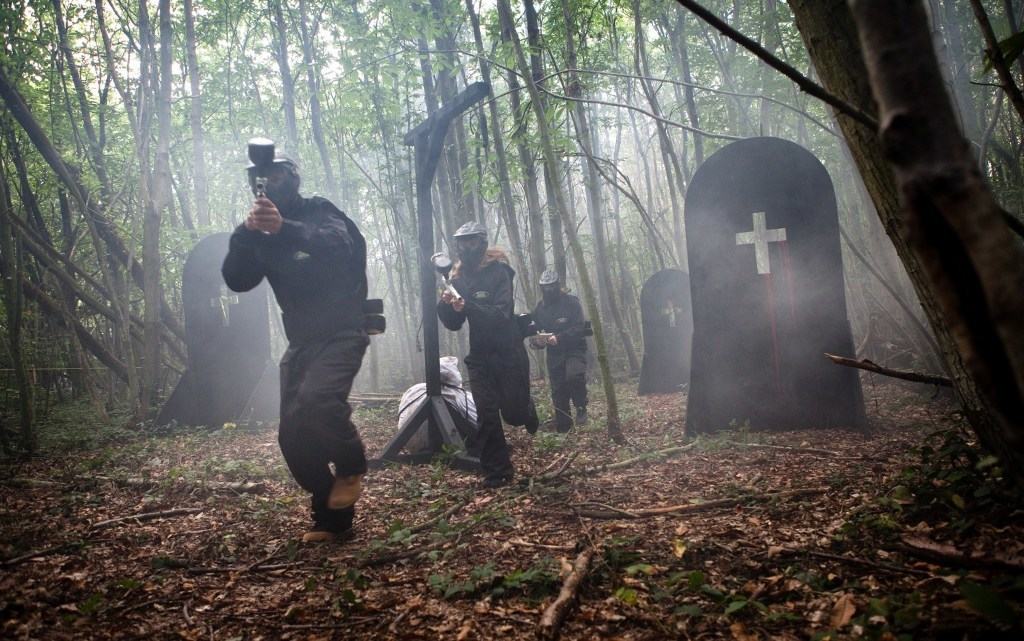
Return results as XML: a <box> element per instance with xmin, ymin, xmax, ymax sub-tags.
<box><xmin>293</xmin><ymin>250</ymin><xmax>311</xmax><ymax>261</ymax></box>
<box><xmin>473</xmin><ymin>291</ymin><xmax>491</xmax><ymax>300</ymax></box>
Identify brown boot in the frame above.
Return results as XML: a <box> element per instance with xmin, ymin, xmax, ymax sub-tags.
<box><xmin>302</xmin><ymin>525</ymin><xmax>355</xmax><ymax>544</ymax></box>
<box><xmin>302</xmin><ymin>528</ymin><xmax>338</xmax><ymax>543</ymax></box>
<box><xmin>327</xmin><ymin>474</ymin><xmax>364</xmax><ymax>510</ymax></box>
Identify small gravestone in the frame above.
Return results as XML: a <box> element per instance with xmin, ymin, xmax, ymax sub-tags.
<box><xmin>638</xmin><ymin>269</ymin><xmax>693</xmax><ymax>395</ymax></box>
<box><xmin>157</xmin><ymin>233</ymin><xmax>278</xmax><ymax>426</ymax></box>
<box><xmin>684</xmin><ymin>137</ymin><xmax>864</xmax><ymax>433</ymax></box>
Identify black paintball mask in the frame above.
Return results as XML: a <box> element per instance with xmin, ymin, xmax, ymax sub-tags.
<box><xmin>453</xmin><ymin>221</ymin><xmax>489</xmax><ymax>269</ymax></box>
<box><xmin>539</xmin><ymin>269</ymin><xmax>561</xmax><ymax>303</ymax></box>
<box><xmin>456</xmin><ymin>236</ymin><xmax>487</xmax><ymax>268</ymax></box>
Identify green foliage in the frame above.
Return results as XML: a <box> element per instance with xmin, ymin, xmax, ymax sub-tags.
<box><xmin>983</xmin><ymin>30</ymin><xmax>1024</xmax><ymax>73</ymax></box>
<box><xmin>429</xmin><ymin>558</ymin><xmax>558</xmax><ymax>600</ymax></box>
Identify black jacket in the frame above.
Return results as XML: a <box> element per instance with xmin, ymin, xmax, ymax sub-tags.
<box><xmin>532</xmin><ymin>293</ymin><xmax>587</xmax><ymax>357</ymax></box>
<box><xmin>222</xmin><ymin>196</ymin><xmax>367</xmax><ymax>344</ymax></box>
<box><xmin>437</xmin><ymin>253</ymin><xmax>520</xmax><ymax>354</ymax></box>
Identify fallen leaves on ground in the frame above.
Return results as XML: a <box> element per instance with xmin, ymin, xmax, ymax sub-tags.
<box><xmin>1</xmin><ymin>380</ymin><xmax>1021</xmax><ymax>640</ymax></box>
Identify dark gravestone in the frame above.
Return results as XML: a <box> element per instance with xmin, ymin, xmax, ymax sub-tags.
<box><xmin>638</xmin><ymin>269</ymin><xmax>693</xmax><ymax>395</ymax></box>
<box><xmin>157</xmin><ymin>233</ymin><xmax>278</xmax><ymax>426</ymax></box>
<box><xmin>684</xmin><ymin>137</ymin><xmax>864</xmax><ymax>433</ymax></box>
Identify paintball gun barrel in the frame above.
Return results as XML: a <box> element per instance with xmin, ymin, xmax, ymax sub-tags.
<box><xmin>430</xmin><ymin>253</ymin><xmax>463</xmax><ymax>304</ymax></box>
<box><xmin>247</xmin><ymin>137</ymin><xmax>275</xmax><ymax>198</ymax></box>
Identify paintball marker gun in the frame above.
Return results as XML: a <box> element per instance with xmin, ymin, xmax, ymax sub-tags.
<box><xmin>430</xmin><ymin>253</ymin><xmax>463</xmax><ymax>305</ymax></box>
<box><xmin>247</xmin><ymin>137</ymin><xmax>275</xmax><ymax>199</ymax></box>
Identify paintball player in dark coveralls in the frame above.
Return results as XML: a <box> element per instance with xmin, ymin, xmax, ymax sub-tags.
<box><xmin>222</xmin><ymin>150</ymin><xmax>369</xmax><ymax>543</ymax></box>
<box><xmin>437</xmin><ymin>222</ymin><xmax>539</xmax><ymax>488</ymax></box>
<box><xmin>530</xmin><ymin>270</ymin><xmax>588</xmax><ymax>432</ymax></box>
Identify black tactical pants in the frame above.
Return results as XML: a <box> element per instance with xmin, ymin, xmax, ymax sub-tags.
<box><xmin>464</xmin><ymin>352</ymin><xmax>515</xmax><ymax>482</ymax></box>
<box><xmin>279</xmin><ymin>330</ymin><xmax>369</xmax><ymax>527</ymax></box>
<box><xmin>549</xmin><ymin>354</ymin><xmax>587</xmax><ymax>432</ymax></box>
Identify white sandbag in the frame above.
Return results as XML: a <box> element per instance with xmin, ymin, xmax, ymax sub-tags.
<box><xmin>397</xmin><ymin>356</ymin><xmax>477</xmax><ymax>454</ymax></box>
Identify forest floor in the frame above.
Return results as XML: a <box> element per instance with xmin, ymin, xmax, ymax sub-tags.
<box><xmin>1</xmin><ymin>379</ymin><xmax>1022</xmax><ymax>640</ymax></box>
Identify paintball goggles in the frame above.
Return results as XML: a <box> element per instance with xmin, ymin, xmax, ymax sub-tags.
<box><xmin>430</xmin><ymin>253</ymin><xmax>464</xmax><ymax>304</ymax></box>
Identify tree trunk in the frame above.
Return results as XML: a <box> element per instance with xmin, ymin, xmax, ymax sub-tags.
<box><xmin>138</xmin><ymin>0</ymin><xmax>171</xmax><ymax>417</ymax></box>
<box><xmin>465</xmin><ymin>0</ymin><xmax>535</xmax><ymax>304</ymax></box>
<box><xmin>633</xmin><ymin>1</ymin><xmax>688</xmax><ymax>267</ymax></box>
<box><xmin>850</xmin><ymin>0</ymin><xmax>1024</xmax><ymax>476</ymax></box>
<box><xmin>498</xmin><ymin>0</ymin><xmax>622</xmax><ymax>441</ymax></box>
<box><xmin>0</xmin><ymin>160</ymin><xmax>35</xmax><ymax>453</ymax></box>
<box><xmin>183</xmin><ymin>0</ymin><xmax>210</xmax><ymax>227</ymax></box>
<box><xmin>788</xmin><ymin>0</ymin><xmax>1024</xmax><ymax>475</ymax></box>
<box><xmin>270</xmin><ymin>0</ymin><xmax>299</xmax><ymax>151</ymax></box>
<box><xmin>560</xmin><ymin>0</ymin><xmax>640</xmax><ymax>374</ymax></box>
<box><xmin>297</xmin><ymin>0</ymin><xmax>339</xmax><ymax>202</ymax></box>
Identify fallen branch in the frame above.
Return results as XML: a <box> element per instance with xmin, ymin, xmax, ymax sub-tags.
<box><xmin>533</xmin><ymin>443</ymin><xmax>696</xmax><ymax>485</ymax></box>
<box><xmin>93</xmin><ymin>476</ymin><xmax>267</xmax><ymax>495</ymax></box>
<box><xmin>4</xmin><ymin>478</ymin><xmax>63</xmax><ymax>488</ymax></box>
<box><xmin>90</xmin><ymin>507</ymin><xmax>203</xmax><ymax>530</ymax></box>
<box><xmin>742</xmin><ymin>443</ymin><xmax>868</xmax><ymax>461</ymax></box>
<box><xmin>187</xmin><ymin>561</ymin><xmax>304</xmax><ymax>574</ymax></box>
<box><xmin>575</xmin><ymin>487</ymin><xmax>829</xmax><ymax>519</ymax></box>
<box><xmin>407</xmin><ymin>499</ymin><xmax>468</xmax><ymax>535</ymax></box>
<box><xmin>771</xmin><ymin>546</ymin><xmax>933</xmax><ymax>577</ymax></box>
<box><xmin>509</xmin><ymin>538</ymin><xmax>575</xmax><ymax>551</ymax></box>
<box><xmin>824</xmin><ymin>353</ymin><xmax>951</xmax><ymax>387</ymax></box>
<box><xmin>897</xmin><ymin>535</ymin><xmax>1024</xmax><ymax>572</ymax></box>
<box><xmin>1</xmin><ymin>541</ymin><xmax>84</xmax><ymax>568</ymax></box>
<box><xmin>537</xmin><ymin>544</ymin><xmax>598</xmax><ymax>640</ymax></box>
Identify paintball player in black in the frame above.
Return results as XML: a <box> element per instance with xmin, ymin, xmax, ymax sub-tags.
<box><xmin>437</xmin><ymin>222</ymin><xmax>539</xmax><ymax>487</ymax></box>
<box><xmin>222</xmin><ymin>149</ymin><xmax>369</xmax><ymax>543</ymax></box>
<box><xmin>530</xmin><ymin>270</ymin><xmax>588</xmax><ymax>432</ymax></box>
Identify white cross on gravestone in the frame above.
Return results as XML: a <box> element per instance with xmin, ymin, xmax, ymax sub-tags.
<box><xmin>662</xmin><ymin>301</ymin><xmax>679</xmax><ymax>328</ymax></box>
<box><xmin>735</xmin><ymin>211</ymin><xmax>787</xmax><ymax>275</ymax></box>
<box><xmin>210</xmin><ymin>285</ymin><xmax>239</xmax><ymax>327</ymax></box>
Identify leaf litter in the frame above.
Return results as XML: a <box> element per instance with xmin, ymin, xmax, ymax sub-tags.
<box><xmin>1</xmin><ymin>379</ymin><xmax>1021</xmax><ymax>640</ymax></box>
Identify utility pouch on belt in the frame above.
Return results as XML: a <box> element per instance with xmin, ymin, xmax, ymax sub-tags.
<box><xmin>581</xmin><ymin>320</ymin><xmax>593</xmax><ymax>337</ymax></box>
<box><xmin>363</xmin><ymin>299</ymin><xmax>386</xmax><ymax>335</ymax></box>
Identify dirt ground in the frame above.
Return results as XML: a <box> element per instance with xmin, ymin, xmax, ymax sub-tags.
<box><xmin>1</xmin><ymin>379</ymin><xmax>1022</xmax><ymax>640</ymax></box>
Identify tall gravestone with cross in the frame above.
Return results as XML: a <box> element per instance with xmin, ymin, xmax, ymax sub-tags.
<box><xmin>157</xmin><ymin>233</ymin><xmax>278</xmax><ymax>426</ymax></box>
<box><xmin>684</xmin><ymin>137</ymin><xmax>864</xmax><ymax>433</ymax></box>
<box><xmin>638</xmin><ymin>269</ymin><xmax>693</xmax><ymax>395</ymax></box>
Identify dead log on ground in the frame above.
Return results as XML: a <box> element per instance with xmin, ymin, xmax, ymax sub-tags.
<box><xmin>537</xmin><ymin>544</ymin><xmax>598</xmax><ymax>640</ymax></box>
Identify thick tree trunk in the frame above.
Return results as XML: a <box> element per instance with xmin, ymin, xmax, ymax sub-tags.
<box><xmin>787</xmin><ymin>0</ymin><xmax>1024</xmax><ymax>475</ymax></box>
<box><xmin>138</xmin><ymin>0</ymin><xmax>171</xmax><ymax>416</ymax></box>
<box><xmin>0</xmin><ymin>162</ymin><xmax>35</xmax><ymax>453</ymax></box>
<box><xmin>849</xmin><ymin>0</ymin><xmax>1024</xmax><ymax>476</ymax></box>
